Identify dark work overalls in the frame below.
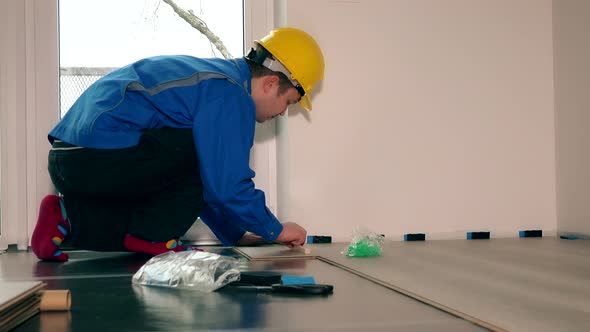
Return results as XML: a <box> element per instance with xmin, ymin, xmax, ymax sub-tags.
<box><xmin>49</xmin><ymin>128</ymin><xmax>205</xmax><ymax>251</ymax></box>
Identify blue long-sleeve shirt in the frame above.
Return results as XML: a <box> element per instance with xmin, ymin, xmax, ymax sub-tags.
<box><xmin>49</xmin><ymin>55</ymin><xmax>283</xmax><ymax>245</ymax></box>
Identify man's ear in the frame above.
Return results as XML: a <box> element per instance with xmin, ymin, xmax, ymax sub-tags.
<box><xmin>263</xmin><ymin>75</ymin><xmax>280</xmax><ymax>93</ymax></box>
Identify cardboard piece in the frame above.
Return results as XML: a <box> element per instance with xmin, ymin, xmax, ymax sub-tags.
<box><xmin>40</xmin><ymin>290</ymin><xmax>71</xmax><ymax>311</ymax></box>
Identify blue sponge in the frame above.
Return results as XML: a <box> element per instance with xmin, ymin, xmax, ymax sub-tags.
<box><xmin>281</xmin><ymin>275</ymin><xmax>316</xmax><ymax>285</ymax></box>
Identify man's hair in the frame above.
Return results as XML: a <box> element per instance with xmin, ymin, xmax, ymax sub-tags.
<box><xmin>246</xmin><ymin>58</ymin><xmax>295</xmax><ymax>95</ymax></box>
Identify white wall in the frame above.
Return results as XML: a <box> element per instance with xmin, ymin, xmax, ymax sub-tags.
<box><xmin>285</xmin><ymin>0</ymin><xmax>556</xmax><ymax>241</ymax></box>
<box><xmin>554</xmin><ymin>0</ymin><xmax>590</xmax><ymax>237</ymax></box>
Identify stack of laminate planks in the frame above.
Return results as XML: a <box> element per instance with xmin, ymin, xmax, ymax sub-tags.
<box><xmin>0</xmin><ymin>281</ymin><xmax>46</xmax><ymax>331</ymax></box>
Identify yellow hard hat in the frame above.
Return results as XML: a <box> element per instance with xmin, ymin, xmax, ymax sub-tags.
<box><xmin>255</xmin><ymin>28</ymin><xmax>325</xmax><ymax>111</ymax></box>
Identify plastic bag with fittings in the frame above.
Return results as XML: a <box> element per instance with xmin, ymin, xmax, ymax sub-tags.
<box><xmin>342</xmin><ymin>228</ymin><xmax>385</xmax><ymax>257</ymax></box>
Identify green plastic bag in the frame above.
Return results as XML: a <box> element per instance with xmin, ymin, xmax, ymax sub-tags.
<box><xmin>343</xmin><ymin>229</ymin><xmax>385</xmax><ymax>257</ymax></box>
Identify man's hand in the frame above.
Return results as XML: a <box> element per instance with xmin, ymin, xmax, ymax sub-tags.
<box><xmin>276</xmin><ymin>222</ymin><xmax>307</xmax><ymax>248</ymax></box>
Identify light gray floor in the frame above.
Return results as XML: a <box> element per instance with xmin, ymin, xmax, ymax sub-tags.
<box><xmin>307</xmin><ymin>237</ymin><xmax>590</xmax><ymax>332</ymax></box>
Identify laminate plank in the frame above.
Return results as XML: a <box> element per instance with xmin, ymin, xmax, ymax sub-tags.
<box><xmin>310</xmin><ymin>238</ymin><xmax>590</xmax><ymax>332</ymax></box>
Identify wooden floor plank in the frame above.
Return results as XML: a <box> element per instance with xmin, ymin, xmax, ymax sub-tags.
<box><xmin>309</xmin><ymin>238</ymin><xmax>590</xmax><ymax>332</ymax></box>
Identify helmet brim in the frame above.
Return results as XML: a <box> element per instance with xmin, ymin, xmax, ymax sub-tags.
<box><xmin>299</xmin><ymin>95</ymin><xmax>312</xmax><ymax>111</ymax></box>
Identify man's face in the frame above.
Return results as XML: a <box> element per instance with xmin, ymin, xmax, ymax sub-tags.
<box><xmin>254</xmin><ymin>76</ymin><xmax>301</xmax><ymax>123</ymax></box>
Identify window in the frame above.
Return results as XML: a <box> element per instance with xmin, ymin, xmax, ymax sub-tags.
<box><xmin>59</xmin><ymin>0</ymin><xmax>244</xmax><ymax>116</ymax></box>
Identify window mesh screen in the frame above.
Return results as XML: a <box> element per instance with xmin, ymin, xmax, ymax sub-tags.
<box><xmin>60</xmin><ymin>67</ymin><xmax>117</xmax><ymax>116</ymax></box>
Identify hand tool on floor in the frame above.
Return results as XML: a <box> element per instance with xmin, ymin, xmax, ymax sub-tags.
<box><xmin>228</xmin><ymin>271</ymin><xmax>334</xmax><ymax>295</ymax></box>
<box><xmin>230</xmin><ymin>283</ymin><xmax>333</xmax><ymax>295</ymax></box>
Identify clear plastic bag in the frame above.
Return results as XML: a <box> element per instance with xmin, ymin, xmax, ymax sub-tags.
<box><xmin>342</xmin><ymin>228</ymin><xmax>385</xmax><ymax>257</ymax></box>
<box><xmin>132</xmin><ymin>250</ymin><xmax>242</xmax><ymax>292</ymax></box>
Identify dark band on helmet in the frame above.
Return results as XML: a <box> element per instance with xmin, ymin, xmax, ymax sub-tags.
<box><xmin>246</xmin><ymin>47</ymin><xmax>306</xmax><ymax>97</ymax></box>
